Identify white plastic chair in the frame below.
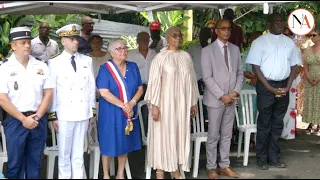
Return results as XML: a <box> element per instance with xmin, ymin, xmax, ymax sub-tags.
<box><xmin>44</xmin><ymin>121</ymin><xmax>88</xmax><ymax>179</ymax></box>
<box><xmin>235</xmin><ymin>90</ymin><xmax>258</xmax><ymax>166</ymax></box>
<box><xmin>87</xmin><ymin>119</ymin><xmax>132</xmax><ymax>179</ymax></box>
<box><xmin>190</xmin><ymin>95</ymin><xmax>207</xmax><ymax>178</ymax></box>
<box><xmin>0</xmin><ymin>124</ymin><xmax>8</xmax><ymax>174</ymax></box>
<box><xmin>87</xmin><ymin>120</ymin><xmax>100</xmax><ymax>179</ymax></box>
<box><xmin>138</xmin><ymin>100</ymin><xmax>186</xmax><ymax>179</ymax></box>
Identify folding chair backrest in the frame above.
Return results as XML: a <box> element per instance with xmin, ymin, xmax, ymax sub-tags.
<box><xmin>0</xmin><ymin>125</ymin><xmax>6</xmax><ymax>154</ymax></box>
<box><xmin>138</xmin><ymin>100</ymin><xmax>148</xmax><ymax>145</ymax></box>
<box><xmin>235</xmin><ymin>90</ymin><xmax>258</xmax><ymax>127</ymax></box>
<box><xmin>192</xmin><ymin>95</ymin><xmax>205</xmax><ymax>134</ymax></box>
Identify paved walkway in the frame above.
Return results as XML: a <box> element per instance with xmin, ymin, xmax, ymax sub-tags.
<box><xmin>2</xmin><ymin>129</ymin><xmax>320</xmax><ymax>179</ymax></box>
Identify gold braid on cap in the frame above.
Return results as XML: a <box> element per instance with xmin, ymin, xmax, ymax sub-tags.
<box><xmin>92</xmin><ymin>108</ymin><xmax>97</xmax><ymax>117</ymax></box>
<box><xmin>59</xmin><ymin>25</ymin><xmax>80</xmax><ymax>37</ymax></box>
<box><xmin>48</xmin><ymin>112</ymin><xmax>57</xmax><ymax>121</ymax></box>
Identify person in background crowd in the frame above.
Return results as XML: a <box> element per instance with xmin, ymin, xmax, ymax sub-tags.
<box><xmin>145</xmin><ymin>26</ymin><xmax>199</xmax><ymax>179</ymax></box>
<box><xmin>302</xmin><ymin>26</ymin><xmax>320</xmax><ymax>136</ymax></box>
<box><xmin>31</xmin><ymin>22</ymin><xmax>59</xmax><ymax>63</ymax></box>
<box><xmin>127</xmin><ymin>31</ymin><xmax>157</xmax><ymax>134</ymax></box>
<box><xmin>89</xmin><ymin>35</ymin><xmax>110</xmax><ymax>79</ymax></box>
<box><xmin>78</xmin><ymin>16</ymin><xmax>94</xmax><ymax>54</ymax></box>
<box><xmin>149</xmin><ymin>21</ymin><xmax>167</xmax><ymax>53</ymax></box>
<box><xmin>0</xmin><ymin>26</ymin><xmax>53</xmax><ymax>179</ymax></box>
<box><xmin>201</xmin><ymin>19</ymin><xmax>243</xmax><ymax>179</ymax></box>
<box><xmin>281</xmin><ymin>28</ymin><xmax>302</xmax><ymax>139</ymax></box>
<box><xmin>188</xmin><ymin>27</ymin><xmax>213</xmax><ymax>95</ymax></box>
<box><xmin>246</xmin><ymin>13</ymin><xmax>300</xmax><ymax>170</ymax></box>
<box><xmin>48</xmin><ymin>24</ymin><xmax>96</xmax><ymax>179</ymax></box>
<box><xmin>239</xmin><ymin>31</ymin><xmax>261</xmax><ymax>147</ymax></box>
<box><xmin>96</xmin><ymin>38</ymin><xmax>143</xmax><ymax>179</ymax></box>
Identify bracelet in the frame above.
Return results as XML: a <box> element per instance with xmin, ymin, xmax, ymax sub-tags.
<box><xmin>131</xmin><ymin>99</ymin><xmax>137</xmax><ymax>106</ymax></box>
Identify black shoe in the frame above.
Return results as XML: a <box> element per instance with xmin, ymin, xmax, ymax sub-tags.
<box><xmin>268</xmin><ymin>161</ymin><xmax>286</xmax><ymax>168</ymax></box>
<box><xmin>257</xmin><ymin>161</ymin><xmax>269</xmax><ymax>170</ymax></box>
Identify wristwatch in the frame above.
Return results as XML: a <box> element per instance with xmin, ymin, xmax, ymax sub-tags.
<box><xmin>33</xmin><ymin>115</ymin><xmax>40</xmax><ymax>121</ymax></box>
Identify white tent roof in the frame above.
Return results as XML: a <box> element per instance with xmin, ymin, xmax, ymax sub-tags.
<box><xmin>0</xmin><ymin>1</ymin><xmax>298</xmax><ymax>15</ymax></box>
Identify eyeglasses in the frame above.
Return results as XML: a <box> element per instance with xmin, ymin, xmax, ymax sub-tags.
<box><xmin>83</xmin><ymin>22</ymin><xmax>95</xmax><ymax>26</ymax></box>
<box><xmin>115</xmin><ymin>47</ymin><xmax>128</xmax><ymax>52</ymax></box>
<box><xmin>170</xmin><ymin>33</ymin><xmax>183</xmax><ymax>39</ymax></box>
<box><xmin>216</xmin><ymin>26</ymin><xmax>232</xmax><ymax>32</ymax></box>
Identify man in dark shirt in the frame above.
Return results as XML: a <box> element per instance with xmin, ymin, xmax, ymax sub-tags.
<box><xmin>212</xmin><ymin>9</ymin><xmax>245</xmax><ymax>51</ymax></box>
<box><xmin>78</xmin><ymin>16</ymin><xmax>94</xmax><ymax>54</ymax></box>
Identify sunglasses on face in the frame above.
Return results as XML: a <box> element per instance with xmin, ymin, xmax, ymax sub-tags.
<box><xmin>170</xmin><ymin>33</ymin><xmax>183</xmax><ymax>39</ymax></box>
<box><xmin>115</xmin><ymin>47</ymin><xmax>128</xmax><ymax>52</ymax></box>
<box><xmin>216</xmin><ymin>26</ymin><xmax>232</xmax><ymax>32</ymax></box>
<box><xmin>83</xmin><ymin>22</ymin><xmax>95</xmax><ymax>26</ymax></box>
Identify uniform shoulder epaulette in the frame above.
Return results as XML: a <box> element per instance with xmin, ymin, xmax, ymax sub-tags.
<box><xmin>49</xmin><ymin>52</ymin><xmax>62</xmax><ymax>59</ymax></box>
<box><xmin>0</xmin><ymin>59</ymin><xmax>8</xmax><ymax>66</ymax></box>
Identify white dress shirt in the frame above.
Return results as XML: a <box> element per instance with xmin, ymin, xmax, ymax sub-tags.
<box><xmin>0</xmin><ymin>54</ymin><xmax>53</xmax><ymax>112</ymax></box>
<box><xmin>246</xmin><ymin>32</ymin><xmax>301</xmax><ymax>81</ymax></box>
<box><xmin>31</xmin><ymin>36</ymin><xmax>60</xmax><ymax>63</ymax></box>
<box><xmin>216</xmin><ymin>38</ymin><xmax>232</xmax><ymax>72</ymax></box>
<box><xmin>127</xmin><ymin>48</ymin><xmax>157</xmax><ymax>84</ymax></box>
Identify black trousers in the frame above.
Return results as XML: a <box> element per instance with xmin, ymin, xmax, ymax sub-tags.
<box><xmin>255</xmin><ymin>79</ymin><xmax>289</xmax><ymax>163</ymax></box>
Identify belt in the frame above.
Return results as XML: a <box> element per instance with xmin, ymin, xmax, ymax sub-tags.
<box><xmin>21</xmin><ymin>111</ymin><xmax>36</xmax><ymax>116</ymax></box>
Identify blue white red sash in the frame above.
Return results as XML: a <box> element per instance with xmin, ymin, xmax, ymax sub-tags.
<box><xmin>105</xmin><ymin>60</ymin><xmax>137</xmax><ymax>120</ymax></box>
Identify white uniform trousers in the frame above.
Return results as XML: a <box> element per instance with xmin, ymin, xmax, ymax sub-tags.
<box><xmin>57</xmin><ymin>119</ymin><xmax>89</xmax><ymax>179</ymax></box>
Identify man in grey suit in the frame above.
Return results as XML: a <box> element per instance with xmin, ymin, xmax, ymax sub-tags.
<box><xmin>201</xmin><ymin>19</ymin><xmax>243</xmax><ymax>179</ymax></box>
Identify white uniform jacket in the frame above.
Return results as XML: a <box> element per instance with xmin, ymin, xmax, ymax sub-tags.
<box><xmin>48</xmin><ymin>50</ymin><xmax>96</xmax><ymax>121</ymax></box>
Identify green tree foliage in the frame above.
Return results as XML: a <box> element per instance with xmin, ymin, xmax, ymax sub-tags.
<box><xmin>140</xmin><ymin>10</ymin><xmax>190</xmax><ymax>36</ymax></box>
<box><xmin>0</xmin><ymin>14</ymin><xmax>83</xmax><ymax>58</ymax></box>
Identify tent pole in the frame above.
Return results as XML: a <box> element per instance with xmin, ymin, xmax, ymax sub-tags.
<box><xmin>147</xmin><ymin>10</ymin><xmax>154</xmax><ymax>22</ymax></box>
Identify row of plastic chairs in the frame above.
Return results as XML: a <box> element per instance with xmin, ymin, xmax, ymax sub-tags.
<box><xmin>0</xmin><ymin>90</ymin><xmax>257</xmax><ymax>179</ymax></box>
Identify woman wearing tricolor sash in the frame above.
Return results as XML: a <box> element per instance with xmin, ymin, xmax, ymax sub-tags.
<box><xmin>96</xmin><ymin>39</ymin><xmax>143</xmax><ymax>179</ymax></box>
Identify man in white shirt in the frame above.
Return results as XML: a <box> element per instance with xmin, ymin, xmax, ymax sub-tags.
<box><xmin>31</xmin><ymin>22</ymin><xmax>59</xmax><ymax>63</ymax></box>
<box><xmin>246</xmin><ymin>13</ymin><xmax>301</xmax><ymax>170</ymax></box>
<box><xmin>149</xmin><ymin>21</ymin><xmax>167</xmax><ymax>53</ymax></box>
<box><xmin>0</xmin><ymin>26</ymin><xmax>53</xmax><ymax>179</ymax></box>
<box><xmin>128</xmin><ymin>31</ymin><xmax>156</xmax><ymax>132</ymax></box>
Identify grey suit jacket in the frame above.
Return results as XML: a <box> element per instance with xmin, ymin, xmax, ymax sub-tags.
<box><xmin>201</xmin><ymin>40</ymin><xmax>243</xmax><ymax>108</ymax></box>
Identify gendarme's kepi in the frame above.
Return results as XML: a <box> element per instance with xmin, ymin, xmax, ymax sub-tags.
<box><xmin>56</xmin><ymin>24</ymin><xmax>81</xmax><ymax>37</ymax></box>
<box><xmin>9</xmin><ymin>26</ymin><xmax>32</xmax><ymax>41</ymax></box>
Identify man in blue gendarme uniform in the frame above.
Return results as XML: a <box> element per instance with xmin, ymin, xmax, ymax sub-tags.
<box><xmin>0</xmin><ymin>26</ymin><xmax>53</xmax><ymax>178</ymax></box>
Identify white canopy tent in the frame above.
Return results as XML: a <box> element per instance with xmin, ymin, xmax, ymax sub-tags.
<box><xmin>0</xmin><ymin>1</ymin><xmax>299</xmax><ymax>20</ymax></box>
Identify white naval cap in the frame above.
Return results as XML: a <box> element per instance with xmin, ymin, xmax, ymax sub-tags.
<box><xmin>9</xmin><ymin>26</ymin><xmax>32</xmax><ymax>41</ymax></box>
<box><xmin>56</xmin><ymin>24</ymin><xmax>81</xmax><ymax>37</ymax></box>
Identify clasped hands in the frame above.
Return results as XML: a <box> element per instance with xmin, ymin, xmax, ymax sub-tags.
<box><xmin>121</xmin><ymin>100</ymin><xmax>135</xmax><ymax>118</ymax></box>
<box><xmin>221</xmin><ymin>91</ymin><xmax>238</xmax><ymax>106</ymax></box>
<box><xmin>271</xmin><ymin>87</ymin><xmax>288</xmax><ymax>98</ymax></box>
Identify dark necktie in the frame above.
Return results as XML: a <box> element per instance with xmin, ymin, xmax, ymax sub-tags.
<box><xmin>223</xmin><ymin>45</ymin><xmax>229</xmax><ymax>70</ymax></box>
<box><xmin>71</xmin><ymin>55</ymin><xmax>76</xmax><ymax>72</ymax></box>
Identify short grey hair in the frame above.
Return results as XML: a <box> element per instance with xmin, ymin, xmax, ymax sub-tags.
<box><xmin>107</xmin><ymin>38</ymin><xmax>127</xmax><ymax>53</ymax></box>
<box><xmin>165</xmin><ymin>26</ymin><xmax>180</xmax><ymax>41</ymax></box>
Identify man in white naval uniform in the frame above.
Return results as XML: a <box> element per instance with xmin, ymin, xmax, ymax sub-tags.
<box><xmin>47</xmin><ymin>24</ymin><xmax>96</xmax><ymax>179</ymax></box>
